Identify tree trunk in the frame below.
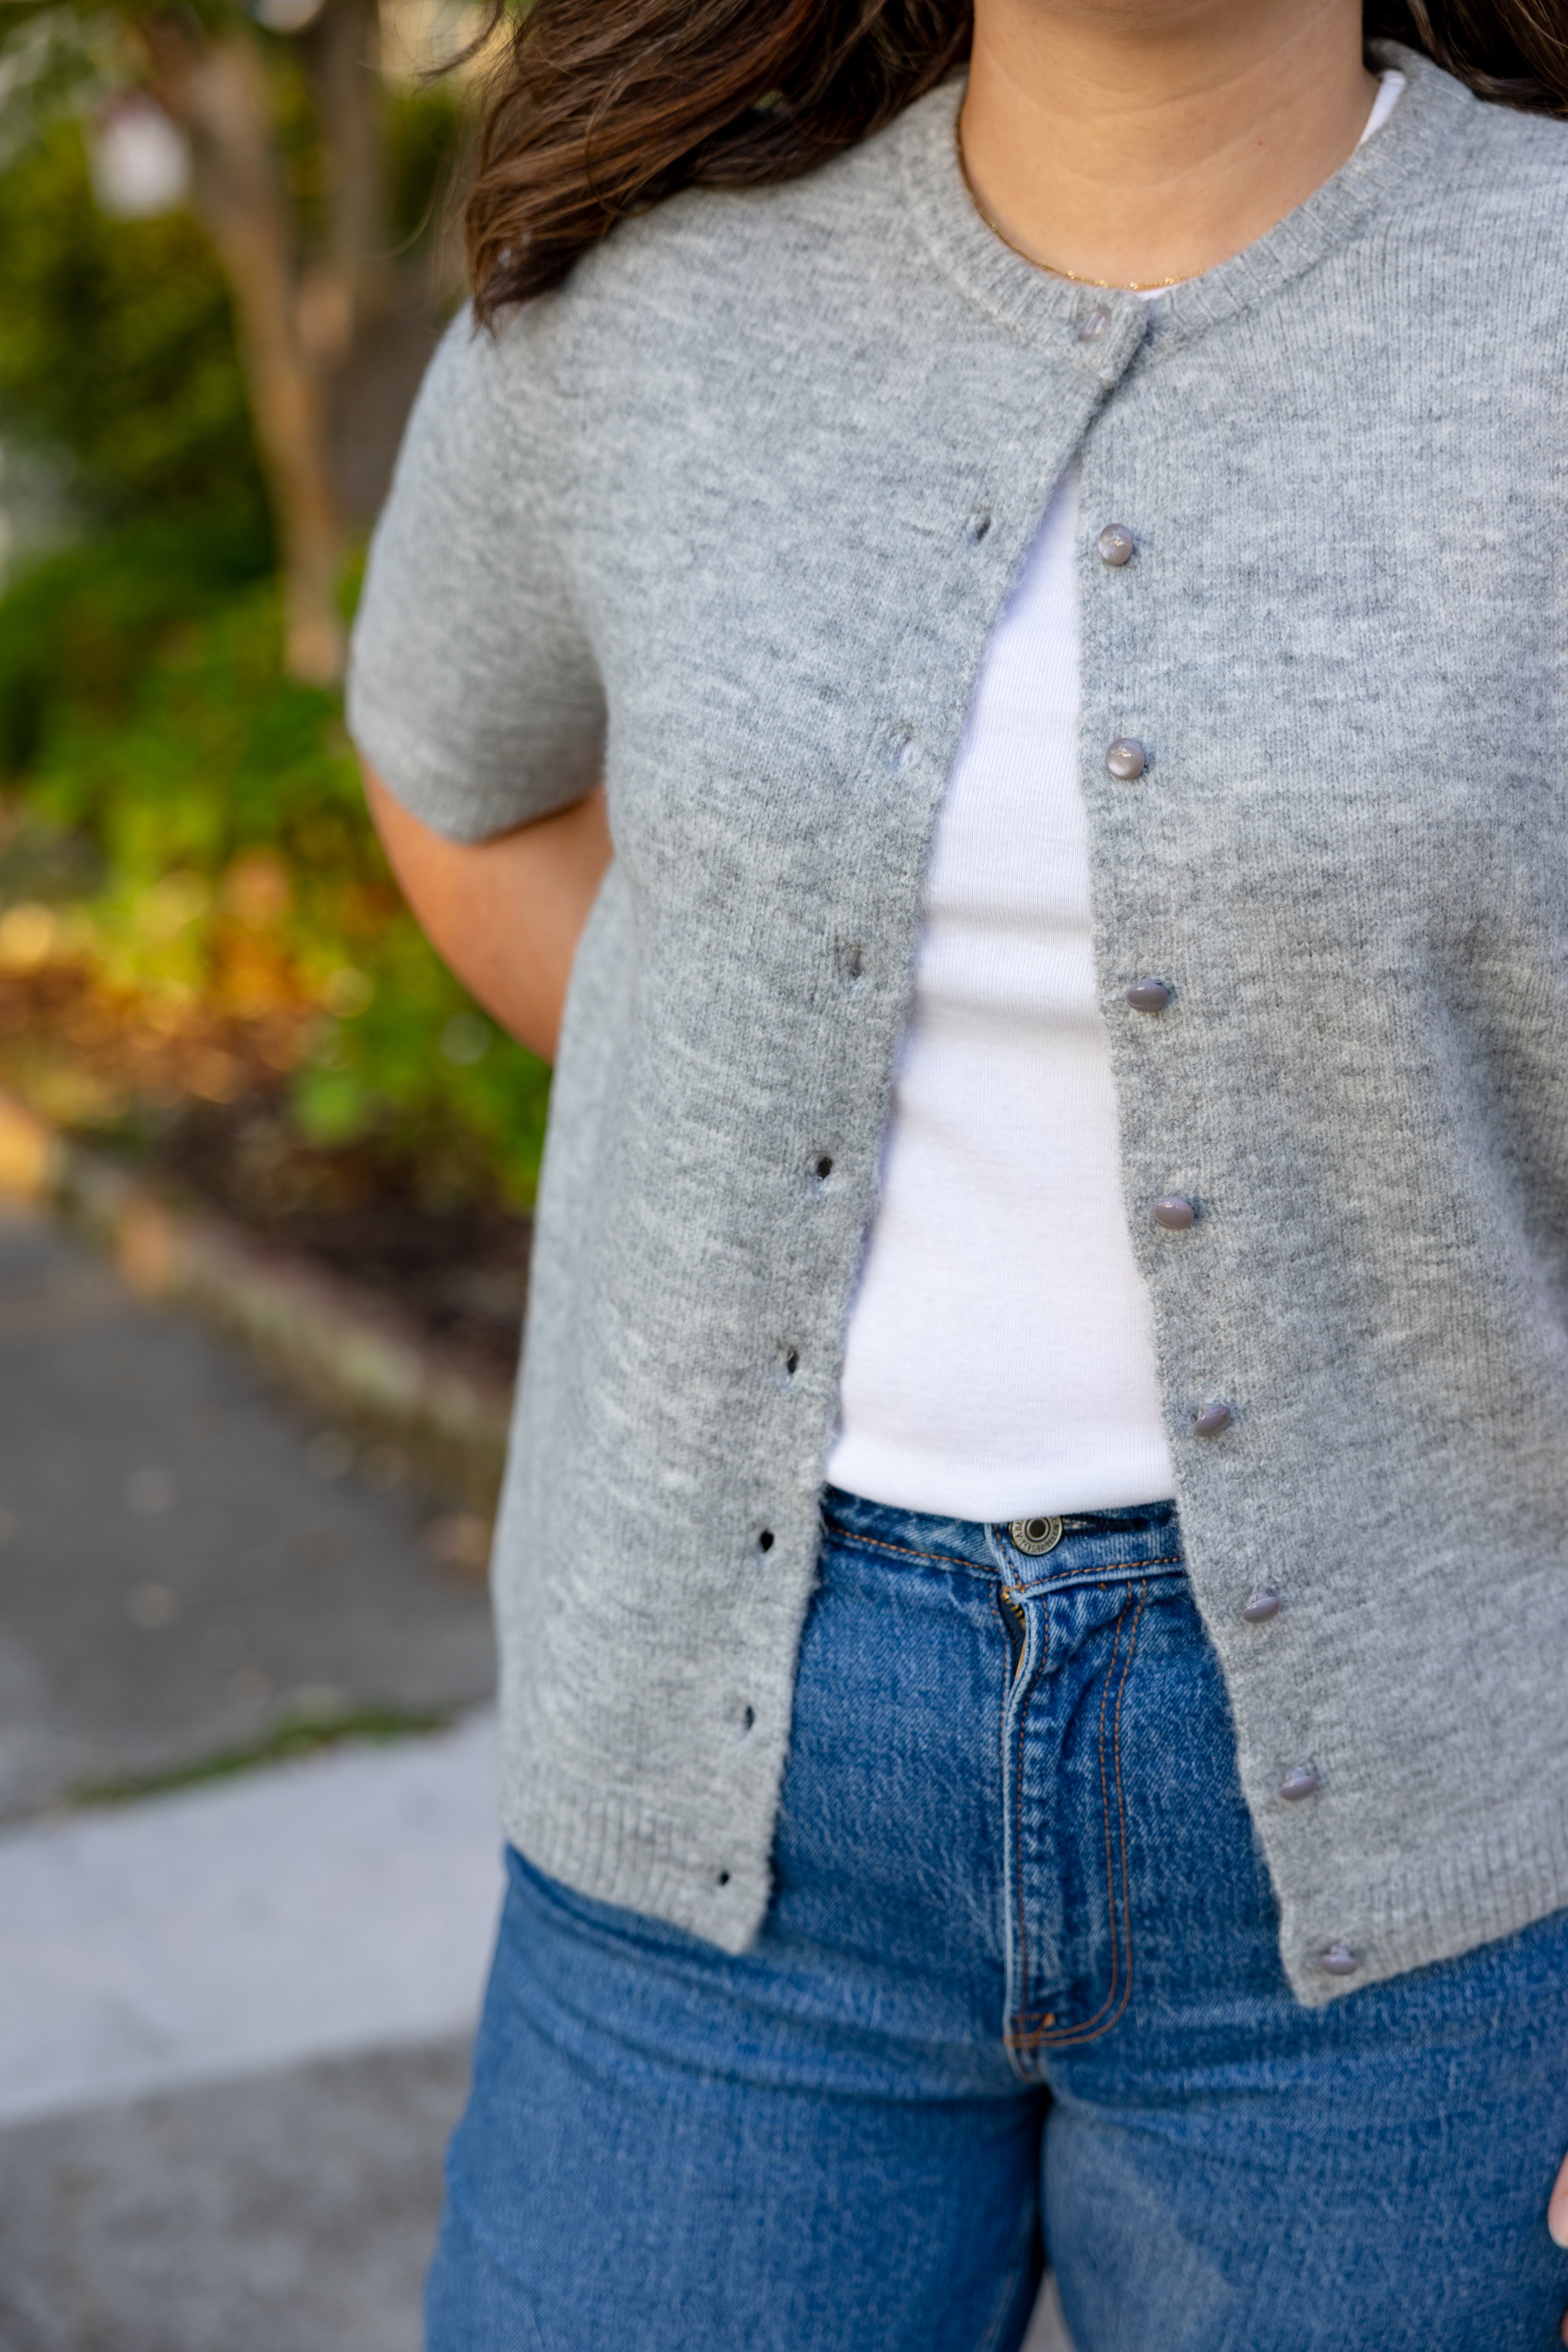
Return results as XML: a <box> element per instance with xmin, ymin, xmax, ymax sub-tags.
<box><xmin>142</xmin><ymin>19</ymin><xmax>343</xmax><ymax>686</ymax></box>
<box><xmin>298</xmin><ymin>0</ymin><xmax>391</xmax><ymax>367</ymax></box>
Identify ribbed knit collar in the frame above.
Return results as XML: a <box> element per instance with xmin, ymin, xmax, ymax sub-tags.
<box><xmin>898</xmin><ymin>44</ymin><xmax>1479</xmax><ymax>378</ymax></box>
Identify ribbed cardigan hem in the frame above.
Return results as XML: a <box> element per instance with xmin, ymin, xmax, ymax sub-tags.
<box><xmin>499</xmin><ymin>1757</ymin><xmax>772</xmax><ymax>1957</ymax></box>
<box><xmin>1279</xmin><ymin>1794</ymin><xmax>1568</xmax><ymax>2005</ymax></box>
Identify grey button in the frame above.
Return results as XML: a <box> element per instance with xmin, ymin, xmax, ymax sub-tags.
<box><xmin>1125</xmin><ymin>979</ymin><xmax>1170</xmax><ymax>1013</ymax></box>
<box><xmin>1193</xmin><ymin>1400</ymin><xmax>1232</xmax><ymax>1437</ymax></box>
<box><xmin>1241</xmin><ymin>1589</ymin><xmax>1281</xmax><ymax>1623</ymax></box>
<box><xmin>1152</xmin><ymin>1196</ymin><xmax>1196</xmax><ymax>1230</ymax></box>
<box><xmin>1009</xmin><ymin>1515</ymin><xmax>1062</xmax><ymax>1556</ymax></box>
<box><xmin>1317</xmin><ymin>1945</ymin><xmax>1359</xmax><ymax>1977</ymax></box>
<box><xmin>1098</xmin><ymin>523</ymin><xmax>1134</xmax><ymax>566</ymax></box>
<box><xmin>1105</xmin><ymin>737</ymin><xmax>1147</xmax><ymax>780</ymax></box>
<box><xmin>1079</xmin><ymin>307</ymin><xmax>1110</xmax><ymax>342</ymax></box>
<box><xmin>1279</xmin><ymin>1767</ymin><xmax>1319</xmax><ymax>1802</ymax></box>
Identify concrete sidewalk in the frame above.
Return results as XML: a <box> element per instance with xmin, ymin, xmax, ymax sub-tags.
<box><xmin>0</xmin><ymin>1716</ymin><xmax>497</xmax><ymax>2352</ymax></box>
<box><xmin>0</xmin><ymin>2041</ymin><xmax>470</xmax><ymax>2352</ymax></box>
<box><xmin>0</xmin><ymin>1712</ymin><xmax>501</xmax><ymax>2129</ymax></box>
<box><xmin>0</xmin><ymin>1201</ymin><xmax>500</xmax><ymax>2349</ymax></box>
<box><xmin>0</xmin><ymin>1201</ymin><xmax>495</xmax><ymax>1816</ymax></box>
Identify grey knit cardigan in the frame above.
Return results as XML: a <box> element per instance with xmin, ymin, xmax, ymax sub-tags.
<box><xmin>349</xmin><ymin>45</ymin><xmax>1568</xmax><ymax>2005</ymax></box>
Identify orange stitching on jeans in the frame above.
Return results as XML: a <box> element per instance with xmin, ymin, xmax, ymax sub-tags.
<box><xmin>1007</xmin><ymin>1581</ymin><xmax>1149</xmax><ymax>2051</ymax></box>
<box><xmin>821</xmin><ymin>1523</ymin><xmax>977</xmax><ymax>1572</ymax></box>
<box><xmin>1014</xmin><ymin>1583</ymin><xmax>1149</xmax><ymax>2050</ymax></box>
<box><xmin>1009</xmin><ymin>1595</ymin><xmax>1125</xmax><ymax>2044</ymax></box>
<box><xmin>1007</xmin><ymin>1549</ymin><xmax>1179</xmax><ymax>1590</ymax></box>
<box><xmin>990</xmin><ymin>1582</ymin><xmax>1015</xmax><ymax>1981</ymax></box>
<box><xmin>1014</xmin><ymin>1606</ymin><xmax>1142</xmax><ymax>2049</ymax></box>
<box><xmin>1005</xmin><ymin>1583</ymin><xmax>1047</xmax><ymax>2025</ymax></box>
<box><xmin>1029</xmin><ymin>1599</ymin><xmax>1143</xmax><ymax>2047</ymax></box>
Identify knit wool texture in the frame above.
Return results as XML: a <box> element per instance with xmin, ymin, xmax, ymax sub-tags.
<box><xmin>348</xmin><ymin>46</ymin><xmax>1568</xmax><ymax>2004</ymax></box>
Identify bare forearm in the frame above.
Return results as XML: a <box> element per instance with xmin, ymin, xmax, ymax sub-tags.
<box><xmin>362</xmin><ymin>764</ymin><xmax>612</xmax><ymax>1064</ymax></box>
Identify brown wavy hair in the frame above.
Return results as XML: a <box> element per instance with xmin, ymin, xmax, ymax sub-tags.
<box><xmin>463</xmin><ymin>1</ymin><xmax>1568</xmax><ymax>320</ymax></box>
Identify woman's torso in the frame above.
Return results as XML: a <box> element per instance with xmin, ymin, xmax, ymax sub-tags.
<box><xmin>348</xmin><ymin>49</ymin><xmax>1568</xmax><ymax>1994</ymax></box>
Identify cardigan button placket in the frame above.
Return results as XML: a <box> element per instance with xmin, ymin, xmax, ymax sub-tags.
<box><xmin>347</xmin><ymin>58</ymin><xmax>1568</xmax><ymax>1990</ymax></box>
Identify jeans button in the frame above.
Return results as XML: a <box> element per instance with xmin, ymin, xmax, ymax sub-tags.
<box><xmin>1008</xmin><ymin>1516</ymin><xmax>1062</xmax><ymax>1555</ymax></box>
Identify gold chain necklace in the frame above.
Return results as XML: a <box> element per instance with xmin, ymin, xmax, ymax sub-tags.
<box><xmin>954</xmin><ymin>122</ymin><xmax>1190</xmax><ymax>294</ymax></box>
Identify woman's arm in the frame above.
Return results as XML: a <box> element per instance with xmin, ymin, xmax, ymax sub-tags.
<box><xmin>363</xmin><ymin>763</ymin><xmax>612</xmax><ymax>1064</ymax></box>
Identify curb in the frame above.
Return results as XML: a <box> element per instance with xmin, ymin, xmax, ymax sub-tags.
<box><xmin>0</xmin><ymin>1089</ymin><xmax>513</xmax><ymax>1510</ymax></box>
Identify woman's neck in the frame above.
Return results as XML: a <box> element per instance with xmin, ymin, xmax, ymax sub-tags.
<box><xmin>958</xmin><ymin>0</ymin><xmax>1377</xmax><ymax>290</ymax></box>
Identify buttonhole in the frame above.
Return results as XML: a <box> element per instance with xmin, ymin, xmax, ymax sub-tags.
<box><xmin>741</xmin><ymin>1705</ymin><xmax>755</xmax><ymax>1734</ymax></box>
<box><xmin>784</xmin><ymin>1350</ymin><xmax>799</xmax><ymax>1378</ymax></box>
<box><xmin>757</xmin><ymin>1529</ymin><xmax>775</xmax><ymax>1553</ymax></box>
<box><xmin>966</xmin><ymin>508</ymin><xmax>993</xmax><ymax>543</ymax></box>
<box><xmin>716</xmin><ymin>1869</ymin><xmax>731</xmax><ymax>1886</ymax></box>
<box><xmin>840</xmin><ymin>944</ymin><xmax>864</xmax><ymax>985</ymax></box>
<box><xmin>889</xmin><ymin>727</ymin><xmax>915</xmax><ymax>771</ymax></box>
<box><xmin>813</xmin><ymin>1155</ymin><xmax>833</xmax><ymax>1182</ymax></box>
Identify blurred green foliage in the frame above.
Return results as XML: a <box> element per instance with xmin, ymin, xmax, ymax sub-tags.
<box><xmin>0</xmin><ymin>83</ymin><xmax>552</xmax><ymax>1209</ymax></box>
<box><xmin>0</xmin><ymin>116</ymin><xmax>264</xmax><ymax>521</ymax></box>
<box><xmin>387</xmin><ymin>79</ymin><xmax>468</xmax><ymax>252</ymax></box>
<box><xmin>0</xmin><ymin>512</ymin><xmax>274</xmax><ymax>773</ymax></box>
<box><xmin>0</xmin><ymin>71</ymin><xmax>468</xmax><ymax>520</ymax></box>
<box><xmin>2</xmin><ymin>527</ymin><xmax>551</xmax><ymax>1203</ymax></box>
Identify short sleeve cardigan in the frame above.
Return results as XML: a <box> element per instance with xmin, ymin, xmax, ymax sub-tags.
<box><xmin>348</xmin><ymin>44</ymin><xmax>1568</xmax><ymax>2005</ymax></box>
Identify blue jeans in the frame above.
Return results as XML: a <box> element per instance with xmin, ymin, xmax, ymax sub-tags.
<box><xmin>428</xmin><ymin>1489</ymin><xmax>1568</xmax><ymax>2351</ymax></box>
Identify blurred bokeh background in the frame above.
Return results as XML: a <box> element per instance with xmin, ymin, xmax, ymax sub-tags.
<box><xmin>0</xmin><ymin>0</ymin><xmax>549</xmax><ymax>1331</ymax></box>
<box><xmin>0</xmin><ymin>9</ymin><xmax>530</xmax><ymax>2346</ymax></box>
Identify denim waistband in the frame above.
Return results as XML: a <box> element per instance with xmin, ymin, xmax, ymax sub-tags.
<box><xmin>820</xmin><ymin>1485</ymin><xmax>1184</xmax><ymax>1586</ymax></box>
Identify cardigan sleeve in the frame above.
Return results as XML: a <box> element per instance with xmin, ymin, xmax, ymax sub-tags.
<box><xmin>346</xmin><ymin>303</ymin><xmax>606</xmax><ymax>843</ymax></box>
